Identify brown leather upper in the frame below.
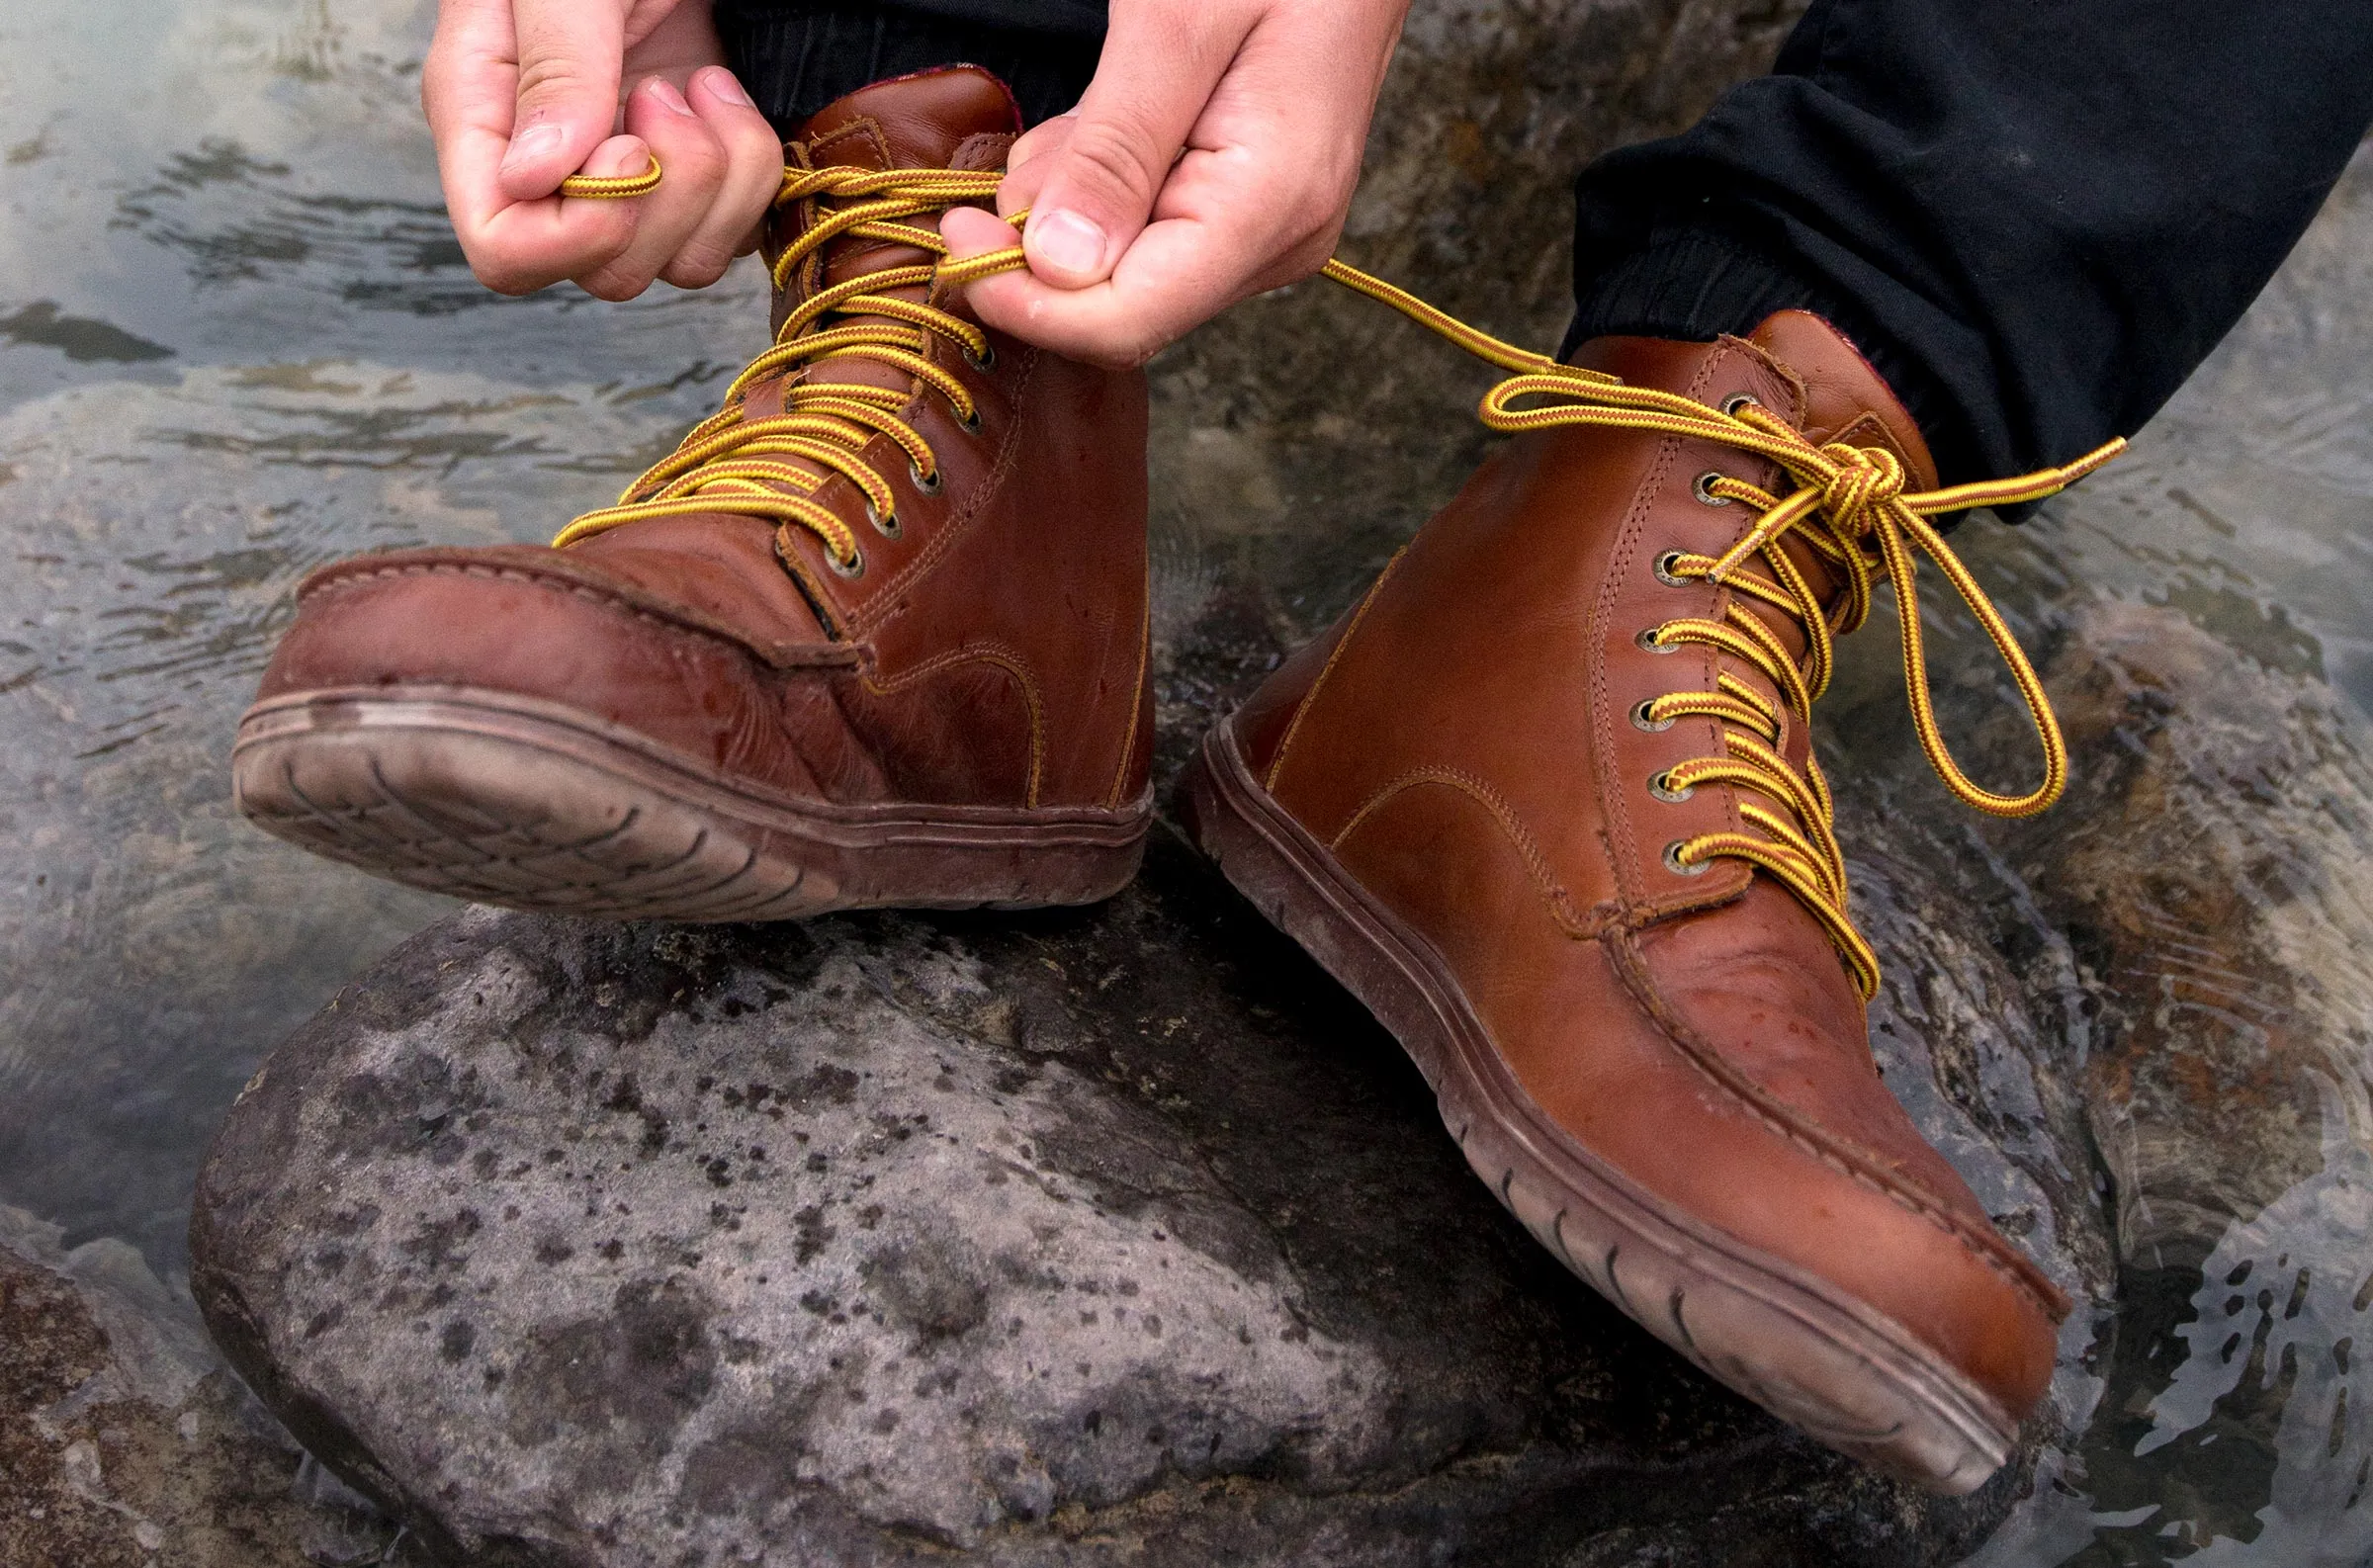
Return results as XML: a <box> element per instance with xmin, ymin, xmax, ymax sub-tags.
<box><xmin>1232</xmin><ymin>311</ymin><xmax>2068</xmax><ymax>1416</ymax></box>
<box><xmin>257</xmin><ymin>66</ymin><xmax>1151</xmax><ymax>814</ymax></box>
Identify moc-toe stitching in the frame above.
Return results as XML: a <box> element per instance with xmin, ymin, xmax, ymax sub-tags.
<box><xmin>1603</xmin><ymin>925</ymin><xmax>2069</xmax><ymax>1321</ymax></box>
<box><xmin>298</xmin><ymin>556</ymin><xmax>851</xmax><ymax>671</ymax></box>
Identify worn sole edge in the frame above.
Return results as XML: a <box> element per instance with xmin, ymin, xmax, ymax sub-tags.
<box><xmin>1178</xmin><ymin>720</ymin><xmax>2016</xmax><ymax>1494</ymax></box>
<box><xmin>233</xmin><ymin>686</ymin><xmax>1150</xmax><ymax>921</ymax></box>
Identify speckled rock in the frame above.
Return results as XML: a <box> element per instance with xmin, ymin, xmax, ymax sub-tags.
<box><xmin>191</xmin><ymin>814</ymin><xmax>2102</xmax><ymax>1567</ymax></box>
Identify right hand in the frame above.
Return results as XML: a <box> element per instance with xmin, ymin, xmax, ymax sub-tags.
<box><xmin>422</xmin><ymin>0</ymin><xmax>786</xmax><ymax>301</ymax></box>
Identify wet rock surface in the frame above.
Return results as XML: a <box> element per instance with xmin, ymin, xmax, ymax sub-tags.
<box><xmin>0</xmin><ymin>1204</ymin><xmax>422</xmax><ymax>1567</ymax></box>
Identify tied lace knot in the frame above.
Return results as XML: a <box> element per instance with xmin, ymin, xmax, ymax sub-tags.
<box><xmin>1814</xmin><ymin>441</ymin><xmax>1905</xmax><ymax>538</ymax></box>
<box><xmin>558</xmin><ymin>160</ymin><xmax>2122</xmax><ymax>997</ymax></box>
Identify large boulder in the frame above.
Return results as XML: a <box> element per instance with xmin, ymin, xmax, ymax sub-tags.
<box><xmin>191</xmin><ymin>816</ymin><xmax>2097</xmax><ymax>1567</ymax></box>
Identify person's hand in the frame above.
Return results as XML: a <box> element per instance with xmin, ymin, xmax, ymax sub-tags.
<box><xmin>940</xmin><ymin>0</ymin><xmax>1410</xmax><ymax>367</ymax></box>
<box><xmin>423</xmin><ymin>0</ymin><xmax>785</xmax><ymax>300</ymax></box>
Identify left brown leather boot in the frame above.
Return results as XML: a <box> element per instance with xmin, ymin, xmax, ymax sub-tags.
<box><xmin>1183</xmin><ymin>306</ymin><xmax>2110</xmax><ymax>1491</ymax></box>
<box><xmin>234</xmin><ymin>67</ymin><xmax>1153</xmax><ymax>921</ymax></box>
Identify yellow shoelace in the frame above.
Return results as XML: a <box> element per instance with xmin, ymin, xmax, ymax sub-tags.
<box><xmin>1305</xmin><ymin>264</ymin><xmax>2118</xmax><ymax>998</ymax></box>
<box><xmin>564</xmin><ymin>161</ymin><xmax>2119</xmax><ymax>991</ymax></box>
<box><xmin>552</xmin><ymin>160</ymin><xmax>1015</xmax><ymax>571</ymax></box>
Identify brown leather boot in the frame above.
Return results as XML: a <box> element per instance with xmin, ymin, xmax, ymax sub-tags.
<box><xmin>1182</xmin><ymin>311</ymin><xmax>2076</xmax><ymax>1491</ymax></box>
<box><xmin>234</xmin><ymin>67</ymin><xmax>1152</xmax><ymax>920</ymax></box>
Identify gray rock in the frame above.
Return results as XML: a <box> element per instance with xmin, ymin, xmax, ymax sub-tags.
<box><xmin>192</xmin><ymin>808</ymin><xmax>2099</xmax><ymax>1566</ymax></box>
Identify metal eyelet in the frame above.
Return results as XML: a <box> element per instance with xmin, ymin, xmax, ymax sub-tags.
<box><xmin>909</xmin><ymin>461</ymin><xmax>943</xmax><ymax>496</ymax></box>
<box><xmin>1721</xmin><ymin>392</ymin><xmax>1759</xmax><ymax>416</ymax></box>
<box><xmin>827</xmin><ymin>547</ymin><xmax>866</xmax><ymax>579</ymax></box>
<box><xmin>958</xmin><ymin>405</ymin><xmax>983</xmax><ymax>434</ymax></box>
<box><xmin>1636</xmin><ymin>627</ymin><xmax>1678</xmax><ymax>653</ymax></box>
<box><xmin>1652</xmin><ymin>550</ymin><xmax>1689</xmax><ymax>586</ymax></box>
<box><xmin>1693</xmin><ymin>472</ymin><xmax>1731</xmax><ymax>506</ymax></box>
<box><xmin>965</xmin><ymin>341</ymin><xmax>998</xmax><ymax>372</ymax></box>
<box><xmin>1631</xmin><ymin>699</ymin><xmax>1674</xmax><ymax>734</ymax></box>
<box><xmin>1664</xmin><ymin>840</ymin><xmax>1711</xmax><ymax>876</ymax></box>
<box><xmin>864</xmin><ymin>500</ymin><xmax>901</xmax><ymax>540</ymax></box>
<box><xmin>1649</xmin><ymin>770</ymin><xmax>1695</xmax><ymax>804</ymax></box>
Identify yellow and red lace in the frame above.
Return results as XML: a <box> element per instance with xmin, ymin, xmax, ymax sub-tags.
<box><xmin>561</xmin><ymin>159</ymin><xmax>2120</xmax><ymax>993</ymax></box>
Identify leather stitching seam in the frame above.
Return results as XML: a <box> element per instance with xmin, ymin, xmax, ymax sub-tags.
<box><xmin>845</xmin><ymin>346</ymin><xmax>1042</xmax><ymax>636</ymax></box>
<box><xmin>1104</xmin><ymin>597</ymin><xmax>1153</xmax><ymax>810</ymax></box>
<box><xmin>1265</xmin><ymin>547</ymin><xmax>1407</xmax><ymax>796</ymax></box>
<box><xmin>1603</xmin><ymin>926</ymin><xmax>2067</xmax><ymax>1319</ymax></box>
<box><xmin>863</xmin><ymin>640</ymin><xmax>1046</xmax><ymax>806</ymax></box>
<box><xmin>295</xmin><ymin>562</ymin><xmax>845</xmax><ymax>669</ymax></box>
<box><xmin>1330</xmin><ymin>766</ymin><xmax>1610</xmax><ymax>938</ymax></box>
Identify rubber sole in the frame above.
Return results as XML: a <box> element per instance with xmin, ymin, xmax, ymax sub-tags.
<box><xmin>1178</xmin><ymin>721</ymin><xmax>2018</xmax><ymax>1493</ymax></box>
<box><xmin>233</xmin><ymin>687</ymin><xmax>1150</xmax><ymax>922</ymax></box>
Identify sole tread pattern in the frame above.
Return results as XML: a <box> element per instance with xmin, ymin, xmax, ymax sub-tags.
<box><xmin>234</xmin><ymin>689</ymin><xmax>1149</xmax><ymax>923</ymax></box>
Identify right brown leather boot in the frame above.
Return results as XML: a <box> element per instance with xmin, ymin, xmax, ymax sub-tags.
<box><xmin>1184</xmin><ymin>305</ymin><xmax>2113</xmax><ymax>1491</ymax></box>
<box><xmin>233</xmin><ymin>67</ymin><xmax>1152</xmax><ymax>921</ymax></box>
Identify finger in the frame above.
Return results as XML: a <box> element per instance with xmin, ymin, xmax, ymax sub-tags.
<box><xmin>489</xmin><ymin>134</ymin><xmax>653</xmax><ymax>294</ymax></box>
<box><xmin>576</xmin><ymin>76</ymin><xmax>726</xmax><ymax>299</ymax></box>
<box><xmin>659</xmin><ymin>67</ymin><xmax>786</xmax><ymax>290</ymax></box>
<box><xmin>499</xmin><ymin>0</ymin><xmax>630</xmax><ymax>201</ymax></box>
<box><xmin>1016</xmin><ymin>1</ymin><xmax>1249</xmax><ymax>288</ymax></box>
<box><xmin>945</xmin><ymin>145</ymin><xmax>1335</xmax><ymax>367</ymax></box>
<box><xmin>425</xmin><ymin>0</ymin><xmax>643</xmax><ymax>294</ymax></box>
<box><xmin>996</xmin><ymin>112</ymin><xmax>1076</xmax><ymax>219</ymax></box>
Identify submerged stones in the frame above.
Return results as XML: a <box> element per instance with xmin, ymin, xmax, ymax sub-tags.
<box><xmin>0</xmin><ymin>1203</ymin><xmax>408</xmax><ymax>1567</ymax></box>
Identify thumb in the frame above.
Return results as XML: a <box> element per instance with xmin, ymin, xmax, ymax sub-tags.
<box><xmin>1020</xmin><ymin>8</ymin><xmax>1235</xmax><ymax>289</ymax></box>
<box><xmin>498</xmin><ymin>0</ymin><xmax>630</xmax><ymax>202</ymax></box>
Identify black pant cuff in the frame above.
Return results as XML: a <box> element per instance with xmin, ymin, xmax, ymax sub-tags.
<box><xmin>715</xmin><ymin>0</ymin><xmax>1101</xmax><ymax>133</ymax></box>
<box><xmin>1561</xmin><ymin>223</ymin><xmax>1985</xmax><ymax>495</ymax></box>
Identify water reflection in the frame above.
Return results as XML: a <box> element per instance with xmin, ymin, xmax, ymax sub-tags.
<box><xmin>1</xmin><ymin>0</ymin><xmax>2370</xmax><ymax>1561</ymax></box>
<box><xmin>0</xmin><ymin>0</ymin><xmax>769</xmax><ymax>1266</ymax></box>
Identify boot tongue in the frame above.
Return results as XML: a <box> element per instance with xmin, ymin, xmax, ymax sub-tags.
<box><xmin>1744</xmin><ymin>310</ymin><xmax>1937</xmax><ymax>493</ymax></box>
<box><xmin>795</xmin><ymin>64</ymin><xmax>1024</xmax><ymax>172</ymax></box>
<box><xmin>1732</xmin><ymin>310</ymin><xmax>1938</xmax><ymax>671</ymax></box>
<box><xmin>1574</xmin><ymin>310</ymin><xmax>1939</xmax><ymax>688</ymax></box>
<box><xmin>751</xmin><ymin>66</ymin><xmax>1022</xmax><ymax>475</ymax></box>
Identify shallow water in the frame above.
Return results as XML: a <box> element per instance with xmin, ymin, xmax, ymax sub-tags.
<box><xmin>2</xmin><ymin>1</ymin><xmax>2371</xmax><ymax>1562</ymax></box>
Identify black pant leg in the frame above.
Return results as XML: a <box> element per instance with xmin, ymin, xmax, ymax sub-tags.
<box><xmin>714</xmin><ymin>0</ymin><xmax>1107</xmax><ymax>133</ymax></box>
<box><xmin>1562</xmin><ymin>0</ymin><xmax>2373</xmax><ymax>484</ymax></box>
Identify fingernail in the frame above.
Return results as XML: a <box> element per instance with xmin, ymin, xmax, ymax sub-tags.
<box><xmin>646</xmin><ymin>77</ymin><xmax>694</xmax><ymax>117</ymax></box>
<box><xmin>501</xmin><ymin>120</ymin><xmax>565</xmax><ymax>173</ymax></box>
<box><xmin>1028</xmin><ymin>209</ymin><xmax>1106</xmax><ymax>277</ymax></box>
<box><xmin>699</xmin><ymin>67</ymin><xmax>753</xmax><ymax>107</ymax></box>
